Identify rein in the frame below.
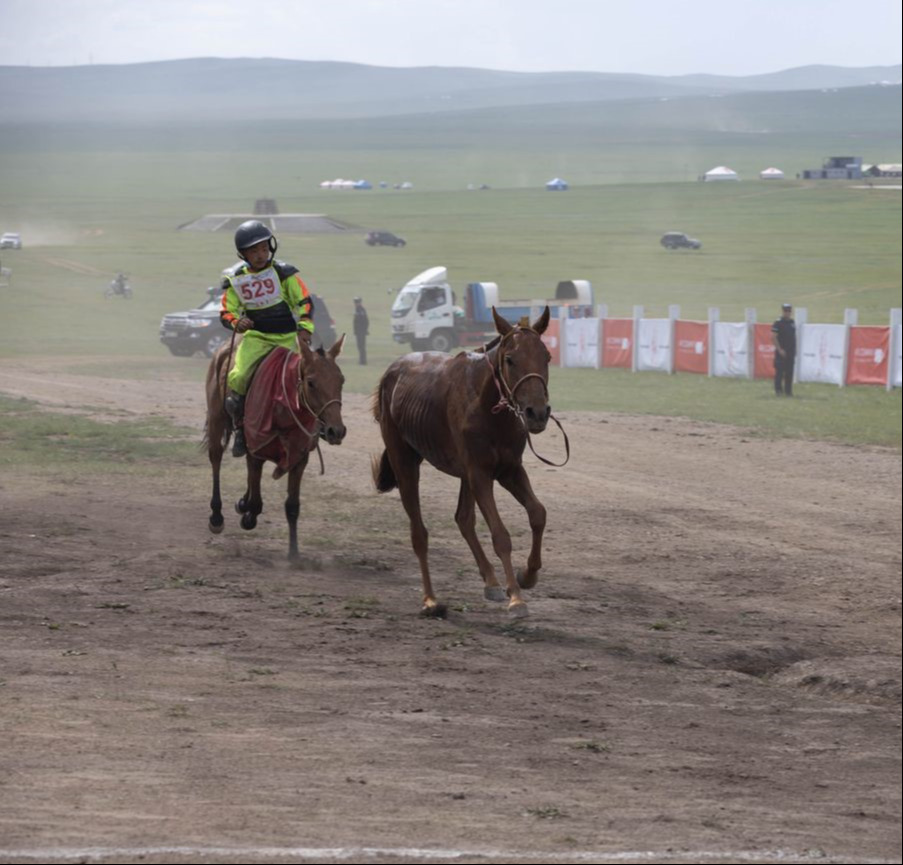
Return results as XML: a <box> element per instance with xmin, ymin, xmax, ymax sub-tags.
<box><xmin>279</xmin><ymin>347</ymin><xmax>342</xmax><ymax>476</ymax></box>
<box><xmin>483</xmin><ymin>330</ymin><xmax>570</xmax><ymax>468</ymax></box>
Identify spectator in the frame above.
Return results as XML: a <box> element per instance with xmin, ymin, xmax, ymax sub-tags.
<box><xmin>353</xmin><ymin>296</ymin><xmax>369</xmax><ymax>365</ymax></box>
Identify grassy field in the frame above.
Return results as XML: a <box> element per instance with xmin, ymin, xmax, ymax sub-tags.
<box><xmin>0</xmin><ymin>394</ymin><xmax>199</xmax><ymax>472</ymax></box>
<box><xmin>0</xmin><ymin>107</ymin><xmax>899</xmax><ymax>448</ymax></box>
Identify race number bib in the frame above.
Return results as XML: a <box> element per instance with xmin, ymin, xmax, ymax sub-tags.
<box><xmin>232</xmin><ymin>267</ymin><xmax>282</xmax><ymax>310</ymax></box>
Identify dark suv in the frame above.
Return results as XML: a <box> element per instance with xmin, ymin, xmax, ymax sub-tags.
<box><xmin>661</xmin><ymin>231</ymin><xmax>702</xmax><ymax>250</ymax></box>
<box><xmin>366</xmin><ymin>230</ymin><xmax>406</xmax><ymax>247</ymax></box>
<box><xmin>160</xmin><ymin>289</ymin><xmax>337</xmax><ymax>357</ymax></box>
<box><xmin>159</xmin><ymin>289</ymin><xmax>229</xmax><ymax>357</ymax></box>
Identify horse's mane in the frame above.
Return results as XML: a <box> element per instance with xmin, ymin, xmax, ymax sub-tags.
<box><xmin>475</xmin><ymin>321</ymin><xmax>543</xmax><ymax>354</ymax></box>
<box><xmin>475</xmin><ymin>334</ymin><xmax>502</xmax><ymax>354</ymax></box>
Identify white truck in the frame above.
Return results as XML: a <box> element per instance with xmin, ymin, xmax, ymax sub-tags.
<box><xmin>390</xmin><ymin>266</ymin><xmax>594</xmax><ymax>351</ymax></box>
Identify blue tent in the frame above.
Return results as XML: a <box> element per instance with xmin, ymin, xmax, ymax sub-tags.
<box><xmin>353</xmin><ymin>179</ymin><xmax>373</xmax><ymax>190</ymax></box>
<box><xmin>546</xmin><ymin>177</ymin><xmax>569</xmax><ymax>190</ymax></box>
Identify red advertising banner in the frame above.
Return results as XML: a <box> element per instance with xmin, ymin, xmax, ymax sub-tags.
<box><xmin>753</xmin><ymin>323</ymin><xmax>776</xmax><ymax>379</ymax></box>
<box><xmin>673</xmin><ymin>320</ymin><xmax>709</xmax><ymax>374</ymax></box>
<box><xmin>846</xmin><ymin>325</ymin><xmax>890</xmax><ymax>386</ymax></box>
<box><xmin>602</xmin><ymin>318</ymin><xmax>633</xmax><ymax>368</ymax></box>
<box><xmin>540</xmin><ymin>319</ymin><xmax>560</xmax><ymax>366</ymax></box>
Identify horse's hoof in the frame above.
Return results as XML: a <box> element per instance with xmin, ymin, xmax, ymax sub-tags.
<box><xmin>420</xmin><ymin>602</ymin><xmax>448</xmax><ymax>619</ymax></box>
<box><xmin>507</xmin><ymin>601</ymin><xmax>529</xmax><ymax>619</ymax></box>
<box><xmin>240</xmin><ymin>512</ymin><xmax>257</xmax><ymax>531</ymax></box>
<box><xmin>516</xmin><ymin>568</ymin><xmax>539</xmax><ymax>590</ymax></box>
<box><xmin>484</xmin><ymin>585</ymin><xmax>507</xmax><ymax>602</ymax></box>
<box><xmin>208</xmin><ymin>517</ymin><xmax>224</xmax><ymax>535</ymax></box>
<box><xmin>235</xmin><ymin>497</ymin><xmax>247</xmax><ymax>515</ymax></box>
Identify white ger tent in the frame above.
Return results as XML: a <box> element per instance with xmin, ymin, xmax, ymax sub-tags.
<box><xmin>759</xmin><ymin>167</ymin><xmax>785</xmax><ymax>179</ymax></box>
<box><xmin>704</xmin><ymin>165</ymin><xmax>740</xmax><ymax>182</ymax></box>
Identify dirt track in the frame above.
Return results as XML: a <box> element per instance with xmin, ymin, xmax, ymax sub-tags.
<box><xmin>0</xmin><ymin>359</ymin><xmax>900</xmax><ymax>865</ymax></box>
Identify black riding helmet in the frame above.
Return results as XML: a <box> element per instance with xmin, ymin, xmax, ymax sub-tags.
<box><xmin>234</xmin><ymin>220</ymin><xmax>277</xmax><ymax>262</ymax></box>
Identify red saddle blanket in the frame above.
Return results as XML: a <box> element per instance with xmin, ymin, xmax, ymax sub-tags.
<box><xmin>244</xmin><ymin>348</ymin><xmax>318</xmax><ymax>474</ymax></box>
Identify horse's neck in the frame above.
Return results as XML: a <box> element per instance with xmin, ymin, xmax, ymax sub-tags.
<box><xmin>478</xmin><ymin>346</ymin><xmax>502</xmax><ymax>402</ymax></box>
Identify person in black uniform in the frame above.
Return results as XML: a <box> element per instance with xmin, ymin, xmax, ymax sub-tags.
<box><xmin>353</xmin><ymin>296</ymin><xmax>369</xmax><ymax>365</ymax></box>
<box><xmin>772</xmin><ymin>302</ymin><xmax>797</xmax><ymax>396</ymax></box>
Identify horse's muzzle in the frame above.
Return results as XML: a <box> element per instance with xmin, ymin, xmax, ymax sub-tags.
<box><xmin>524</xmin><ymin>404</ymin><xmax>551</xmax><ymax>433</ymax></box>
<box><xmin>323</xmin><ymin>423</ymin><xmax>346</xmax><ymax>445</ymax></box>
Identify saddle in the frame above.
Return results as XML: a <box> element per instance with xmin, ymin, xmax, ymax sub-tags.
<box><xmin>243</xmin><ymin>348</ymin><xmax>318</xmax><ymax>476</ymax></box>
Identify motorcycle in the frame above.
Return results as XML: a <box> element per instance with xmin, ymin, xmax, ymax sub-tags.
<box><xmin>104</xmin><ymin>274</ymin><xmax>132</xmax><ymax>299</ymax></box>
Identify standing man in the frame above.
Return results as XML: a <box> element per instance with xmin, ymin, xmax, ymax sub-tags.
<box><xmin>221</xmin><ymin>220</ymin><xmax>314</xmax><ymax>457</ymax></box>
<box><xmin>353</xmin><ymin>296</ymin><xmax>369</xmax><ymax>365</ymax></box>
<box><xmin>771</xmin><ymin>302</ymin><xmax>797</xmax><ymax>397</ymax></box>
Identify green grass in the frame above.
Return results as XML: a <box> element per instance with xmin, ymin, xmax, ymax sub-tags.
<box><xmin>548</xmin><ymin>368</ymin><xmax>901</xmax><ymax>449</ymax></box>
<box><xmin>0</xmin><ymin>110</ymin><xmax>899</xmax><ymax>450</ymax></box>
<box><xmin>0</xmin><ymin>395</ymin><xmax>200</xmax><ymax>471</ymax></box>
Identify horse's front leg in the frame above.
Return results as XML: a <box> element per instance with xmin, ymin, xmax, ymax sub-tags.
<box><xmin>284</xmin><ymin>453</ymin><xmax>309</xmax><ymax>562</ymax></box>
<box><xmin>469</xmin><ymin>472</ymin><xmax>527</xmax><ymax>618</ymax></box>
<box><xmin>455</xmin><ymin>479</ymin><xmax>506</xmax><ymax>602</ymax></box>
<box><xmin>497</xmin><ymin>465</ymin><xmax>546</xmax><ymax>590</ymax></box>
<box><xmin>237</xmin><ymin>456</ymin><xmax>265</xmax><ymax>530</ymax></box>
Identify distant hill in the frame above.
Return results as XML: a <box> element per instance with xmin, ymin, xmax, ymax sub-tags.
<box><xmin>0</xmin><ymin>58</ymin><xmax>899</xmax><ymax>123</ymax></box>
<box><xmin>673</xmin><ymin>64</ymin><xmax>901</xmax><ymax>92</ymax></box>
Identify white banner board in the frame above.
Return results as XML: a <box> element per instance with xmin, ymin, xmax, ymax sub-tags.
<box><xmin>636</xmin><ymin>318</ymin><xmax>671</xmax><ymax>373</ymax></box>
<box><xmin>894</xmin><ymin>323</ymin><xmax>902</xmax><ymax>388</ymax></box>
<box><xmin>562</xmin><ymin>317</ymin><xmax>600</xmax><ymax>368</ymax></box>
<box><xmin>712</xmin><ymin>322</ymin><xmax>749</xmax><ymax>378</ymax></box>
<box><xmin>799</xmin><ymin>323</ymin><xmax>846</xmax><ymax>385</ymax></box>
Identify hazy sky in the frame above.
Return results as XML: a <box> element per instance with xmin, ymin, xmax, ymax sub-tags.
<box><xmin>0</xmin><ymin>0</ymin><xmax>900</xmax><ymax>76</ymax></box>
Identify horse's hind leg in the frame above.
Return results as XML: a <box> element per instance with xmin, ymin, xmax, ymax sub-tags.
<box><xmin>497</xmin><ymin>465</ymin><xmax>546</xmax><ymax>590</ymax></box>
<box><xmin>206</xmin><ymin>350</ymin><xmax>232</xmax><ymax>533</ymax></box>
<box><xmin>388</xmin><ymin>443</ymin><xmax>444</xmax><ymax>617</ymax></box>
<box><xmin>284</xmin><ymin>454</ymin><xmax>309</xmax><ymax>562</ymax></box>
<box><xmin>207</xmin><ymin>437</ymin><xmax>225</xmax><ymax>534</ymax></box>
<box><xmin>455</xmin><ymin>480</ymin><xmax>505</xmax><ymax>602</ymax></box>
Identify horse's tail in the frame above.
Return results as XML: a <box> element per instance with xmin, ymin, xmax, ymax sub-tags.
<box><xmin>199</xmin><ymin>419</ymin><xmax>232</xmax><ymax>452</ymax></box>
<box><xmin>371</xmin><ymin>372</ymin><xmax>397</xmax><ymax>492</ymax></box>
<box><xmin>202</xmin><ymin>342</ymin><xmax>234</xmax><ymax>452</ymax></box>
<box><xmin>371</xmin><ymin>380</ymin><xmax>384</xmax><ymax>424</ymax></box>
<box><xmin>371</xmin><ymin>450</ymin><xmax>397</xmax><ymax>494</ymax></box>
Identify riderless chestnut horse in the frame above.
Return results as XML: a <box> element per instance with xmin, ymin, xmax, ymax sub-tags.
<box><xmin>372</xmin><ymin>306</ymin><xmax>566</xmax><ymax>618</ymax></box>
<box><xmin>204</xmin><ymin>335</ymin><xmax>346</xmax><ymax>560</ymax></box>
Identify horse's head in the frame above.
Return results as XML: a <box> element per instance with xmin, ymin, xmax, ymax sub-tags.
<box><xmin>298</xmin><ymin>335</ymin><xmax>347</xmax><ymax>445</ymax></box>
<box><xmin>492</xmin><ymin>306</ymin><xmax>552</xmax><ymax>434</ymax></box>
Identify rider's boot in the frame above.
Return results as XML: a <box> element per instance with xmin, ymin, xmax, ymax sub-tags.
<box><xmin>224</xmin><ymin>391</ymin><xmax>247</xmax><ymax>458</ymax></box>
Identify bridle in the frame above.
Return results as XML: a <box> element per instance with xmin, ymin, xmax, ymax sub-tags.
<box><xmin>279</xmin><ymin>347</ymin><xmax>342</xmax><ymax>475</ymax></box>
<box><xmin>483</xmin><ymin>327</ymin><xmax>570</xmax><ymax>467</ymax></box>
<box><xmin>486</xmin><ymin>329</ymin><xmax>550</xmax><ymax>415</ymax></box>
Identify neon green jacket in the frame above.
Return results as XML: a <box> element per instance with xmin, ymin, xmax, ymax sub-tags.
<box><xmin>220</xmin><ymin>259</ymin><xmax>314</xmax><ymax>336</ymax></box>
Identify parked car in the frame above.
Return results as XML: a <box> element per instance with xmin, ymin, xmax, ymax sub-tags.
<box><xmin>660</xmin><ymin>231</ymin><xmax>701</xmax><ymax>250</ymax></box>
<box><xmin>365</xmin><ymin>230</ymin><xmax>406</xmax><ymax>247</ymax></box>
<box><xmin>160</xmin><ymin>288</ymin><xmax>337</xmax><ymax>357</ymax></box>
<box><xmin>160</xmin><ymin>288</ymin><xmax>230</xmax><ymax>357</ymax></box>
<box><xmin>0</xmin><ymin>232</ymin><xmax>22</xmax><ymax>249</ymax></box>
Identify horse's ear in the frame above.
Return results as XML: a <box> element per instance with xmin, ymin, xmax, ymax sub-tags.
<box><xmin>532</xmin><ymin>305</ymin><xmax>551</xmax><ymax>335</ymax></box>
<box><xmin>328</xmin><ymin>333</ymin><xmax>346</xmax><ymax>359</ymax></box>
<box><xmin>298</xmin><ymin>337</ymin><xmax>316</xmax><ymax>366</ymax></box>
<box><xmin>492</xmin><ymin>306</ymin><xmax>513</xmax><ymax>336</ymax></box>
